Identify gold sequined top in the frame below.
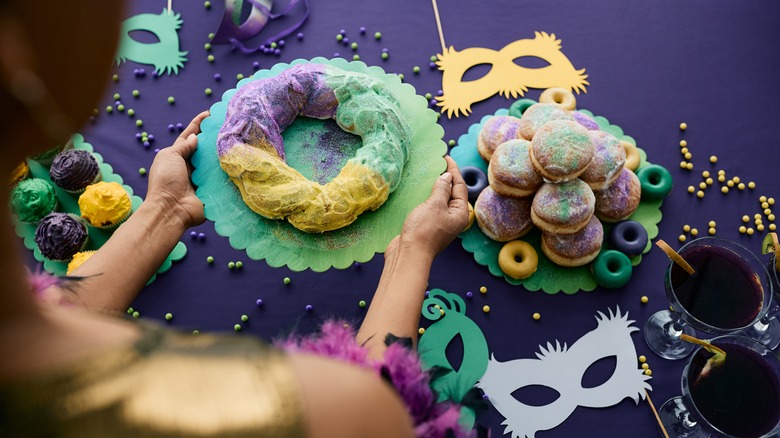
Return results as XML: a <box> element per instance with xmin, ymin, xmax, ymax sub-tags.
<box><xmin>0</xmin><ymin>322</ymin><xmax>306</xmax><ymax>437</ymax></box>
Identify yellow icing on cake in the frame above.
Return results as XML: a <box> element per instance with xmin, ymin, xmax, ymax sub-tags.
<box><xmin>66</xmin><ymin>250</ymin><xmax>97</xmax><ymax>275</ymax></box>
<box><xmin>220</xmin><ymin>146</ymin><xmax>389</xmax><ymax>233</ymax></box>
<box><xmin>78</xmin><ymin>181</ymin><xmax>132</xmax><ymax>227</ymax></box>
<box><xmin>10</xmin><ymin>161</ymin><xmax>29</xmax><ymax>186</ymax></box>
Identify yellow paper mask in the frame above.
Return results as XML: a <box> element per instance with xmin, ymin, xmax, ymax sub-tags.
<box><xmin>435</xmin><ymin>32</ymin><xmax>589</xmax><ymax>118</ymax></box>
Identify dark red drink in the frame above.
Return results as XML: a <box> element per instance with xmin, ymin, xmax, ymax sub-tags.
<box><xmin>687</xmin><ymin>342</ymin><xmax>780</xmax><ymax>437</ymax></box>
<box><xmin>670</xmin><ymin>245</ymin><xmax>763</xmax><ymax>329</ymax></box>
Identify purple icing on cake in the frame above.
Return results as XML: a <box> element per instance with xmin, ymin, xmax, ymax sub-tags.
<box><xmin>572</xmin><ymin>111</ymin><xmax>599</xmax><ymax>130</ymax></box>
<box><xmin>34</xmin><ymin>213</ymin><xmax>88</xmax><ymax>261</ymax></box>
<box><xmin>542</xmin><ymin>215</ymin><xmax>603</xmax><ymax>259</ymax></box>
<box><xmin>218</xmin><ymin>64</ymin><xmax>339</xmax><ymax>159</ymax></box>
<box><xmin>474</xmin><ymin>186</ymin><xmax>533</xmax><ymax>241</ymax></box>
<box><xmin>594</xmin><ymin>168</ymin><xmax>641</xmax><ymax>222</ymax></box>
<box><xmin>49</xmin><ymin>150</ymin><xmax>100</xmax><ymax>192</ymax></box>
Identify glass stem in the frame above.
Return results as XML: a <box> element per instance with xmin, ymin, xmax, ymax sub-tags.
<box><xmin>681</xmin><ymin>411</ymin><xmax>697</xmax><ymax>429</ymax></box>
<box><xmin>666</xmin><ymin>314</ymin><xmax>685</xmax><ymax>338</ymax></box>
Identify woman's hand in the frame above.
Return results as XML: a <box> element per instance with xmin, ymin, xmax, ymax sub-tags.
<box><xmin>145</xmin><ymin>111</ymin><xmax>209</xmax><ymax>229</ymax></box>
<box><xmin>393</xmin><ymin>155</ymin><xmax>469</xmax><ymax>259</ymax></box>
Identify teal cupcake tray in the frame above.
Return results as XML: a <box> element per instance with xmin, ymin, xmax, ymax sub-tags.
<box><xmin>13</xmin><ymin>134</ymin><xmax>186</xmax><ymax>284</ymax></box>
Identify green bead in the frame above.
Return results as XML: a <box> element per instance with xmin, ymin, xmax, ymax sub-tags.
<box><xmin>165</xmin><ymin>313</ymin><xmax>173</xmax><ymax>321</ymax></box>
<box><xmin>283</xmin><ymin>277</ymin><xmax>291</xmax><ymax>285</ymax></box>
<box><xmin>132</xmin><ymin>89</ymin><xmax>140</xmax><ymax>97</ymax></box>
<box><xmin>236</xmin><ymin>73</ymin><xmax>244</xmax><ymax>80</ymax></box>
<box><xmin>424</xmin><ymin>93</ymin><xmax>432</xmax><ymax>100</ymax></box>
<box><xmin>132</xmin><ymin>311</ymin><xmax>140</xmax><ymax>318</ymax></box>
<box><xmin>204</xmin><ymin>43</ymin><xmax>211</xmax><ymax>51</ymax></box>
<box><xmin>358</xmin><ymin>300</ymin><xmax>366</xmax><ymax>308</ymax></box>
<box><xmin>192</xmin><ymin>330</ymin><xmax>200</xmax><ymax>335</ymax></box>
<box><xmin>234</xmin><ymin>324</ymin><xmax>242</xmax><ymax>332</ymax></box>
<box><xmin>106</xmin><ymin>106</ymin><xmax>113</xmax><ymax>113</ymax></box>
<box><xmin>116</xmin><ymin>104</ymin><xmax>125</xmax><ymax>112</ymax></box>
<box><xmin>127</xmin><ymin>109</ymin><xmax>135</xmax><ymax>117</ymax></box>
<box><xmin>413</xmin><ymin>66</ymin><xmax>420</xmax><ymax>74</ymax></box>
<box><xmin>167</xmin><ymin>96</ymin><xmax>175</xmax><ymax>104</ymax></box>
<box><xmin>448</xmin><ymin>140</ymin><xmax>456</xmax><ymax>146</ymax></box>
<box><xmin>207</xmin><ymin>54</ymin><xmax>215</xmax><ymax>62</ymax></box>
<box><xmin>235</xmin><ymin>261</ymin><xmax>243</xmax><ymax>269</ymax></box>
<box><xmin>138</xmin><ymin>168</ymin><xmax>147</xmax><ymax>175</ymax></box>
<box><xmin>204</xmin><ymin>1</ymin><xmax>211</xmax><ymax>8</ymax></box>
<box><xmin>430</xmin><ymin>55</ymin><xmax>438</xmax><ymax>62</ymax></box>
<box><xmin>127</xmin><ymin>307</ymin><xmax>134</xmax><ymax>314</ymax></box>
<box><xmin>336</xmin><ymin>34</ymin><xmax>343</xmax><ymax>42</ymax></box>
<box><xmin>381</xmin><ymin>52</ymin><xmax>389</xmax><ymax>60</ymax></box>
<box><xmin>351</xmin><ymin>42</ymin><xmax>358</xmax><ymax>50</ymax></box>
<box><xmin>208</xmin><ymin>32</ymin><xmax>215</xmax><ymax>40</ymax></box>
<box><xmin>241</xmin><ymin>314</ymin><xmax>249</xmax><ymax>322</ymax></box>
<box><xmin>374</xmin><ymin>32</ymin><xmax>382</xmax><ymax>39</ymax></box>
<box><xmin>205</xmin><ymin>88</ymin><xmax>212</xmax><ymax>96</ymax></box>
<box><xmin>270</xmin><ymin>42</ymin><xmax>277</xmax><ymax>49</ymax></box>
<box><xmin>228</xmin><ymin>261</ymin><xmax>235</xmax><ymax>269</ymax></box>
<box><xmin>207</xmin><ymin>256</ymin><xmax>214</xmax><ymax>264</ymax></box>
<box><xmin>352</xmin><ymin>54</ymin><xmax>360</xmax><ymax>61</ymax></box>
<box><xmin>112</xmin><ymin>74</ymin><xmax>119</xmax><ymax>82</ymax></box>
<box><xmin>135</xmin><ymin>119</ymin><xmax>143</xmax><ymax>127</ymax></box>
<box><xmin>141</xmin><ymin>131</ymin><xmax>148</xmax><ymax>136</ymax></box>
<box><xmin>113</xmin><ymin>93</ymin><xmax>120</xmax><ymax>100</ymax></box>
<box><xmin>398</xmin><ymin>73</ymin><xmax>404</xmax><ymax>80</ymax></box>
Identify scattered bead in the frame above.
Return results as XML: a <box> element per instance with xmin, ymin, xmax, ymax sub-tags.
<box><xmin>236</xmin><ymin>73</ymin><xmax>244</xmax><ymax>80</ymax></box>
<box><xmin>165</xmin><ymin>312</ymin><xmax>173</xmax><ymax>321</ymax></box>
<box><xmin>743</xmin><ymin>215</ymin><xmax>750</xmax><ymax>223</ymax></box>
<box><xmin>297</xmin><ymin>32</ymin><xmax>304</xmax><ymax>40</ymax></box>
<box><xmin>758</xmin><ymin>224</ymin><xmax>765</xmax><ymax>232</ymax></box>
<box><xmin>747</xmin><ymin>227</ymin><xmax>755</xmax><ymax>235</ymax></box>
<box><xmin>644</xmin><ymin>369</ymin><xmax>652</xmax><ymax>376</ymax></box>
<box><xmin>132</xmin><ymin>311</ymin><xmax>140</xmax><ymax>318</ymax></box>
<box><xmin>283</xmin><ymin>277</ymin><xmax>291</xmax><ymax>285</ymax></box>
<box><xmin>684</xmin><ymin>152</ymin><xmax>692</xmax><ymax>160</ymax></box>
<box><xmin>686</xmin><ymin>163</ymin><xmax>693</xmax><ymax>170</ymax></box>
<box><xmin>413</xmin><ymin>66</ymin><xmax>420</xmax><ymax>74</ymax></box>
<box><xmin>448</xmin><ymin>140</ymin><xmax>456</xmax><ymax>147</ymax></box>
<box><xmin>696</xmin><ymin>191</ymin><xmax>704</xmax><ymax>199</ymax></box>
<box><xmin>336</xmin><ymin>34</ymin><xmax>343</xmax><ymax>42</ymax></box>
<box><xmin>127</xmin><ymin>109</ymin><xmax>135</xmax><ymax>117</ymax></box>
<box><xmin>771</xmin><ymin>224</ymin><xmax>777</xmax><ymax>231</ymax></box>
<box><xmin>381</xmin><ymin>52</ymin><xmax>389</xmax><ymax>60</ymax></box>
<box><xmin>708</xmin><ymin>227</ymin><xmax>716</xmax><ymax>235</ymax></box>
<box><xmin>418</xmin><ymin>328</ymin><xmax>425</xmax><ymax>335</ymax></box>
<box><xmin>241</xmin><ymin>314</ymin><xmax>249</xmax><ymax>322</ymax></box>
<box><xmin>135</xmin><ymin>119</ymin><xmax>143</xmax><ymax>127</ymax></box>
<box><xmin>360</xmin><ymin>26</ymin><xmax>366</xmax><ymax>34</ymax></box>
<box><xmin>532</xmin><ymin>312</ymin><xmax>541</xmax><ymax>320</ymax></box>
<box><xmin>679</xmin><ymin>140</ymin><xmax>687</xmax><ymax>147</ymax></box>
<box><xmin>167</xmin><ymin>96</ymin><xmax>175</xmax><ymax>104</ymax></box>
<box><xmin>701</xmin><ymin>170</ymin><xmax>710</xmax><ymax>178</ymax></box>
<box><xmin>398</xmin><ymin>73</ymin><xmax>404</xmax><ymax>80</ymax></box>
<box><xmin>465</xmin><ymin>291</ymin><xmax>473</xmax><ymax>298</ymax></box>
<box><xmin>749</xmin><ymin>182</ymin><xmax>756</xmax><ymax>189</ymax></box>
<box><xmin>641</xmin><ymin>363</ymin><xmax>650</xmax><ymax>370</ymax></box>
<box><xmin>127</xmin><ymin>307</ymin><xmax>134</xmax><ymax>314</ymax></box>
<box><xmin>709</xmin><ymin>155</ymin><xmax>718</xmax><ymax>163</ymax></box>
<box><xmin>732</xmin><ymin>176</ymin><xmax>741</xmax><ymax>184</ymax></box>
<box><xmin>683</xmin><ymin>224</ymin><xmax>691</xmax><ymax>232</ymax></box>
<box><xmin>112</xmin><ymin>74</ymin><xmax>119</xmax><ymax>82</ymax></box>
<box><xmin>204</xmin><ymin>43</ymin><xmax>212</xmax><ymax>51</ymax></box>
<box><xmin>770</xmin><ymin>198</ymin><xmax>776</xmax><ymax>205</ymax></box>
<box><xmin>350</xmin><ymin>42</ymin><xmax>358</xmax><ymax>50</ymax></box>
<box><xmin>213</xmin><ymin>73</ymin><xmax>221</xmax><ymax>81</ymax></box>
<box><xmin>234</xmin><ymin>324</ymin><xmax>242</xmax><ymax>332</ymax></box>
<box><xmin>679</xmin><ymin>122</ymin><xmax>687</xmax><ymax>131</ymax></box>
<box><xmin>687</xmin><ymin>186</ymin><xmax>695</xmax><ymax>194</ymax></box>
<box><xmin>207</xmin><ymin>256</ymin><xmax>214</xmax><ymax>264</ymax></box>
<box><xmin>228</xmin><ymin>261</ymin><xmax>235</xmax><ymax>269</ymax></box>
<box><xmin>106</xmin><ymin>105</ymin><xmax>113</xmax><ymax>113</ymax></box>
<box><xmin>207</xmin><ymin>54</ymin><xmax>215</xmax><ymax>62</ymax></box>
<box><xmin>765</xmin><ymin>209</ymin><xmax>773</xmax><ymax>216</ymax></box>
<box><xmin>760</xmin><ymin>196</ymin><xmax>768</xmax><ymax>203</ymax></box>
<box><xmin>740</xmin><ymin>226</ymin><xmax>747</xmax><ymax>234</ymax></box>
<box><xmin>205</xmin><ymin>88</ymin><xmax>212</xmax><ymax>96</ymax></box>
<box><xmin>640</xmin><ymin>295</ymin><xmax>649</xmax><ymax>304</ymax></box>
<box><xmin>235</xmin><ymin>261</ymin><xmax>243</xmax><ymax>269</ymax></box>
<box><xmin>352</xmin><ymin>54</ymin><xmax>360</xmax><ymax>61</ymax></box>
<box><xmin>305</xmin><ymin>304</ymin><xmax>313</xmax><ymax>312</ymax></box>
<box><xmin>721</xmin><ymin>186</ymin><xmax>729</xmax><ymax>194</ymax></box>
<box><xmin>678</xmin><ymin>234</ymin><xmax>686</xmax><ymax>243</ymax></box>
<box><xmin>690</xmin><ymin>228</ymin><xmax>698</xmax><ymax>236</ymax></box>
<box><xmin>479</xmin><ymin>286</ymin><xmax>487</xmax><ymax>294</ymax></box>
<box><xmin>270</xmin><ymin>42</ymin><xmax>277</xmax><ymax>49</ymax></box>
<box><xmin>482</xmin><ymin>305</ymin><xmax>490</xmax><ymax>313</ymax></box>
<box><xmin>374</xmin><ymin>31</ymin><xmax>382</xmax><ymax>39</ymax></box>
<box><xmin>727</xmin><ymin>180</ymin><xmax>734</xmax><ymax>188</ymax></box>
<box><xmin>769</xmin><ymin>214</ymin><xmax>776</xmax><ymax>221</ymax></box>
<box><xmin>256</xmin><ymin>299</ymin><xmax>264</xmax><ymax>306</ymax></box>
<box><xmin>358</xmin><ymin>300</ymin><xmax>366</xmax><ymax>308</ymax></box>
<box><xmin>755</xmin><ymin>213</ymin><xmax>762</xmax><ymax>220</ymax></box>
<box><xmin>204</xmin><ymin>0</ymin><xmax>211</xmax><ymax>8</ymax></box>
<box><xmin>192</xmin><ymin>330</ymin><xmax>200</xmax><ymax>335</ymax></box>
<box><xmin>638</xmin><ymin>355</ymin><xmax>647</xmax><ymax>363</ymax></box>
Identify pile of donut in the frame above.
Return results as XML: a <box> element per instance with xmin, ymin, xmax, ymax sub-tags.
<box><xmin>460</xmin><ymin>88</ymin><xmax>672</xmax><ymax>288</ymax></box>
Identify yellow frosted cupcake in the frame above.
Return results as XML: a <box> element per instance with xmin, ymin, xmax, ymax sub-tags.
<box><xmin>66</xmin><ymin>250</ymin><xmax>97</xmax><ymax>275</ymax></box>
<box><xmin>9</xmin><ymin>161</ymin><xmax>30</xmax><ymax>187</ymax></box>
<box><xmin>78</xmin><ymin>181</ymin><xmax>132</xmax><ymax>229</ymax></box>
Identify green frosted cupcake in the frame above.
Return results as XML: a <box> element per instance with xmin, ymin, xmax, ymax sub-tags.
<box><xmin>10</xmin><ymin>178</ymin><xmax>58</xmax><ymax>224</ymax></box>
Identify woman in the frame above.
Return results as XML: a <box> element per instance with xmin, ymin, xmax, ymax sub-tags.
<box><xmin>0</xmin><ymin>1</ymin><xmax>470</xmax><ymax>436</ymax></box>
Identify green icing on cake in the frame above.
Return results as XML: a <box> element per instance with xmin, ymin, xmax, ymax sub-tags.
<box><xmin>10</xmin><ymin>178</ymin><xmax>58</xmax><ymax>223</ymax></box>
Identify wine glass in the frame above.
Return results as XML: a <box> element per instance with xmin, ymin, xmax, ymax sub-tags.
<box><xmin>644</xmin><ymin>237</ymin><xmax>774</xmax><ymax>360</ymax></box>
<box><xmin>658</xmin><ymin>335</ymin><xmax>780</xmax><ymax>438</ymax></box>
<box><xmin>741</xmin><ymin>251</ymin><xmax>780</xmax><ymax>349</ymax></box>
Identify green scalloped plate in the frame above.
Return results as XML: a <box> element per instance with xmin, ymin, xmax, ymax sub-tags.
<box><xmin>191</xmin><ymin>58</ymin><xmax>447</xmax><ymax>272</ymax></box>
<box><xmin>450</xmin><ymin>106</ymin><xmax>665</xmax><ymax>294</ymax></box>
<box><xmin>14</xmin><ymin>134</ymin><xmax>187</xmax><ymax>284</ymax></box>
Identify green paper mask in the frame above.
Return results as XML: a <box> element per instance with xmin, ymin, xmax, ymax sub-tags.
<box><xmin>115</xmin><ymin>9</ymin><xmax>188</xmax><ymax>75</ymax></box>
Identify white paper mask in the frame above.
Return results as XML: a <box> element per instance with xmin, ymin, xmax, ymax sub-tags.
<box><xmin>478</xmin><ymin>307</ymin><xmax>651</xmax><ymax>438</ymax></box>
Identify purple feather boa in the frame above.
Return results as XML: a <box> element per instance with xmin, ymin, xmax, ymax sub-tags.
<box><xmin>276</xmin><ymin>320</ymin><xmax>474</xmax><ymax>438</ymax></box>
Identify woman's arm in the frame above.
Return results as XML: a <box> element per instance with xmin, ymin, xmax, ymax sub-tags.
<box><xmin>67</xmin><ymin>111</ymin><xmax>209</xmax><ymax>313</ymax></box>
<box><xmin>356</xmin><ymin>156</ymin><xmax>469</xmax><ymax>359</ymax></box>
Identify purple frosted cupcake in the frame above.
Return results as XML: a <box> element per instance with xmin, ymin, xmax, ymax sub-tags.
<box><xmin>34</xmin><ymin>213</ymin><xmax>89</xmax><ymax>261</ymax></box>
<box><xmin>49</xmin><ymin>150</ymin><xmax>101</xmax><ymax>193</ymax></box>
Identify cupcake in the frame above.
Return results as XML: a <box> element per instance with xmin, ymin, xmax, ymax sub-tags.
<box><xmin>9</xmin><ymin>161</ymin><xmax>30</xmax><ymax>187</ymax></box>
<box><xmin>66</xmin><ymin>250</ymin><xmax>97</xmax><ymax>275</ymax></box>
<box><xmin>78</xmin><ymin>181</ymin><xmax>132</xmax><ymax>229</ymax></box>
<box><xmin>9</xmin><ymin>178</ymin><xmax>58</xmax><ymax>223</ymax></box>
<box><xmin>49</xmin><ymin>150</ymin><xmax>101</xmax><ymax>193</ymax></box>
<box><xmin>34</xmin><ymin>213</ymin><xmax>89</xmax><ymax>261</ymax></box>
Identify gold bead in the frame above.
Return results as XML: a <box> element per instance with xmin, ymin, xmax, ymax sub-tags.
<box><xmin>748</xmin><ymin>182</ymin><xmax>756</xmax><ymax>189</ymax></box>
<box><xmin>640</xmin><ymin>296</ymin><xmax>649</xmax><ymax>304</ymax></box>
<box><xmin>744</xmin><ymin>215</ymin><xmax>752</xmax><ymax>223</ymax></box>
<box><xmin>680</xmin><ymin>161</ymin><xmax>687</xmax><ymax>169</ymax></box>
<box><xmin>706</xmin><ymin>178</ymin><xmax>713</xmax><ymax>185</ymax></box>
<box><xmin>709</xmin><ymin>155</ymin><xmax>718</xmax><ymax>163</ymax></box>
<box><xmin>702</xmin><ymin>171</ymin><xmax>710</xmax><ymax>178</ymax></box>
<box><xmin>739</xmin><ymin>226</ymin><xmax>747</xmax><ymax>234</ymax></box>
<box><xmin>738</xmin><ymin>183</ymin><xmax>745</xmax><ymax>190</ymax></box>
<box><xmin>683</xmin><ymin>225</ymin><xmax>691</xmax><ymax>232</ymax></box>
<box><xmin>681</xmin><ymin>147</ymin><xmax>689</xmax><ymax>154</ymax></box>
<box><xmin>532</xmin><ymin>312</ymin><xmax>541</xmax><ymax>321</ymax></box>
<box><xmin>697</xmin><ymin>191</ymin><xmax>705</xmax><ymax>198</ymax></box>
<box><xmin>769</xmin><ymin>214</ymin><xmax>776</xmax><ymax>221</ymax></box>
<box><xmin>688</xmin><ymin>186</ymin><xmax>695</xmax><ymax>193</ymax></box>
<box><xmin>758</xmin><ymin>224</ymin><xmax>765</xmax><ymax>232</ymax></box>
<box><xmin>482</xmin><ymin>305</ymin><xmax>490</xmax><ymax>313</ymax></box>
<box><xmin>638</xmin><ymin>355</ymin><xmax>647</xmax><ymax>363</ymax></box>
<box><xmin>644</xmin><ymin>369</ymin><xmax>653</xmax><ymax>376</ymax></box>
<box><xmin>770</xmin><ymin>224</ymin><xmax>777</xmax><ymax>231</ymax></box>
<box><xmin>718</xmin><ymin>175</ymin><xmax>726</xmax><ymax>183</ymax></box>
<box><xmin>721</xmin><ymin>186</ymin><xmax>729</xmax><ymax>194</ymax></box>
<box><xmin>641</xmin><ymin>363</ymin><xmax>650</xmax><ymax>370</ymax></box>
<box><xmin>680</xmin><ymin>140</ymin><xmax>688</xmax><ymax>147</ymax></box>
<box><xmin>418</xmin><ymin>328</ymin><xmax>426</xmax><ymax>335</ymax></box>
<box><xmin>699</xmin><ymin>182</ymin><xmax>707</xmax><ymax>190</ymax></box>
<box><xmin>708</xmin><ymin>227</ymin><xmax>716</xmax><ymax>235</ymax></box>
<box><xmin>679</xmin><ymin>234</ymin><xmax>687</xmax><ymax>242</ymax></box>
<box><xmin>691</xmin><ymin>228</ymin><xmax>699</xmax><ymax>236</ymax></box>
<box><xmin>684</xmin><ymin>152</ymin><xmax>692</xmax><ymax>160</ymax></box>
<box><xmin>762</xmin><ymin>202</ymin><xmax>770</xmax><ymax>209</ymax></box>
<box><xmin>727</xmin><ymin>180</ymin><xmax>734</xmax><ymax>187</ymax></box>
<box><xmin>679</xmin><ymin>122</ymin><xmax>687</xmax><ymax>130</ymax></box>
<box><xmin>747</xmin><ymin>228</ymin><xmax>755</xmax><ymax>235</ymax></box>
<box><xmin>686</xmin><ymin>163</ymin><xmax>694</xmax><ymax>170</ymax></box>
<box><xmin>769</xmin><ymin>198</ymin><xmax>776</xmax><ymax>206</ymax></box>
<box><xmin>760</xmin><ymin>196</ymin><xmax>768</xmax><ymax>203</ymax></box>
<box><xmin>708</xmin><ymin>221</ymin><xmax>716</xmax><ymax>227</ymax></box>
<box><xmin>480</xmin><ymin>286</ymin><xmax>487</xmax><ymax>294</ymax></box>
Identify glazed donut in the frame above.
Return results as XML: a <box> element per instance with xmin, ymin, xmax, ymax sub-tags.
<box><xmin>518</xmin><ymin>103</ymin><xmax>573</xmax><ymax>140</ymax></box>
<box><xmin>460</xmin><ymin>166</ymin><xmax>489</xmax><ymax>205</ymax></box>
<box><xmin>591</xmin><ymin>249</ymin><xmax>633</xmax><ymax>289</ymax></box>
<box><xmin>475</xmin><ymin>186</ymin><xmax>533</xmax><ymax>242</ymax></box>
<box><xmin>530</xmin><ymin>120</ymin><xmax>594</xmax><ymax>183</ymax></box>
<box><xmin>465</xmin><ymin>202</ymin><xmax>475</xmax><ymax>231</ymax></box>
<box><xmin>608</xmin><ymin>220</ymin><xmax>648</xmax><ymax>256</ymax></box>
<box><xmin>531</xmin><ymin>179</ymin><xmax>595</xmax><ymax>235</ymax></box>
<box><xmin>488</xmin><ymin>139</ymin><xmax>543</xmax><ymax>198</ymax></box>
<box><xmin>636</xmin><ymin>164</ymin><xmax>673</xmax><ymax>201</ymax></box>
<box><xmin>508</xmin><ymin>99</ymin><xmax>536</xmax><ymax>119</ymax></box>
<box><xmin>593</xmin><ymin>168</ymin><xmax>641</xmax><ymax>223</ymax></box>
<box><xmin>539</xmin><ymin>87</ymin><xmax>577</xmax><ymax>111</ymax></box>
<box><xmin>621</xmin><ymin>140</ymin><xmax>641</xmax><ymax>171</ymax></box>
<box><xmin>572</xmin><ymin>111</ymin><xmax>600</xmax><ymax>131</ymax></box>
<box><xmin>498</xmin><ymin>240</ymin><xmax>538</xmax><ymax>279</ymax></box>
<box><xmin>218</xmin><ymin>63</ymin><xmax>411</xmax><ymax>233</ymax></box>
<box><xmin>541</xmin><ymin>215</ymin><xmax>603</xmax><ymax>267</ymax></box>
<box><xmin>477</xmin><ymin>116</ymin><xmax>524</xmax><ymax>162</ymax></box>
<box><xmin>579</xmin><ymin>131</ymin><xmax>626</xmax><ymax>190</ymax></box>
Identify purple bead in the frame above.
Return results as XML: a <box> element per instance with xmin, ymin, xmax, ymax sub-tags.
<box><xmin>278</xmin><ymin>40</ymin><xmax>285</xmax><ymax>47</ymax></box>
<box><xmin>168</xmin><ymin>124</ymin><xmax>175</xmax><ymax>131</ymax></box>
<box><xmin>152</xmin><ymin>71</ymin><xmax>159</xmax><ymax>78</ymax></box>
<box><xmin>256</xmin><ymin>299</ymin><xmax>264</xmax><ymax>306</ymax></box>
<box><xmin>139</xmin><ymin>69</ymin><xmax>146</xmax><ymax>76</ymax></box>
<box><xmin>437</xmin><ymin>89</ymin><xmax>444</xmax><ymax>96</ymax></box>
<box><xmin>198</xmin><ymin>232</ymin><xmax>206</xmax><ymax>240</ymax></box>
<box><xmin>176</xmin><ymin>123</ymin><xmax>184</xmax><ymax>130</ymax></box>
<box><xmin>89</xmin><ymin>116</ymin><xmax>96</xmax><ymax>123</ymax></box>
<box><xmin>305</xmin><ymin>305</ymin><xmax>313</xmax><ymax>312</ymax></box>
<box><xmin>425</xmin><ymin>291</ymin><xmax>430</xmax><ymax>298</ymax></box>
<box><xmin>429</xmin><ymin>62</ymin><xmax>436</xmax><ymax>69</ymax></box>
<box><xmin>429</xmin><ymin>99</ymin><xmax>437</xmax><ymax>107</ymax></box>
<box><xmin>334</xmin><ymin>52</ymin><xmax>340</xmax><ymax>57</ymax></box>
<box><xmin>342</xmin><ymin>37</ymin><xmax>349</xmax><ymax>45</ymax></box>
<box><xmin>262</xmin><ymin>47</ymin><xmax>270</xmax><ymax>54</ymax></box>
<box><xmin>153</xmin><ymin>148</ymin><xmax>161</xmax><ymax>153</ymax></box>
<box><xmin>147</xmin><ymin>134</ymin><xmax>154</xmax><ymax>142</ymax></box>
<box><xmin>115</xmin><ymin>100</ymin><xmax>122</xmax><ymax>106</ymax></box>
<box><xmin>466</xmin><ymin>291</ymin><xmax>473</xmax><ymax>298</ymax></box>
<box><xmin>339</xmin><ymin>29</ymin><xmax>346</xmax><ymax>35</ymax></box>
<box><xmin>274</xmin><ymin>49</ymin><xmax>281</xmax><ymax>56</ymax></box>
<box><xmin>135</xmin><ymin>133</ymin><xmax>142</xmax><ymax>140</ymax></box>
<box><xmin>213</xmin><ymin>73</ymin><xmax>221</xmax><ymax>81</ymax></box>
<box><xmin>382</xmin><ymin>48</ymin><xmax>389</xmax><ymax>53</ymax></box>
<box><xmin>297</xmin><ymin>32</ymin><xmax>304</xmax><ymax>40</ymax></box>
<box><xmin>143</xmin><ymin>141</ymin><xmax>150</xmax><ymax>148</ymax></box>
<box><xmin>252</xmin><ymin>61</ymin><xmax>260</xmax><ymax>69</ymax></box>
<box><xmin>133</xmin><ymin>68</ymin><xmax>139</xmax><ymax>75</ymax></box>
<box><xmin>360</xmin><ymin>26</ymin><xmax>366</xmax><ymax>34</ymax></box>
<box><xmin>353</xmin><ymin>262</ymin><xmax>361</xmax><ymax>268</ymax></box>
<box><xmin>190</xmin><ymin>231</ymin><xmax>198</xmax><ymax>238</ymax></box>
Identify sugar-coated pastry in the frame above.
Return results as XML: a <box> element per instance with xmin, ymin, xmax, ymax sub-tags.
<box><xmin>539</xmin><ymin>87</ymin><xmax>576</xmax><ymax>111</ymax></box>
<box><xmin>593</xmin><ymin>168</ymin><xmax>641</xmax><ymax>223</ymax></box>
<box><xmin>541</xmin><ymin>215</ymin><xmax>603</xmax><ymax>267</ymax></box>
<box><xmin>498</xmin><ymin>240</ymin><xmax>538</xmax><ymax>279</ymax></box>
<box><xmin>518</xmin><ymin>103</ymin><xmax>573</xmax><ymax>140</ymax></box>
<box><xmin>475</xmin><ymin>186</ymin><xmax>533</xmax><ymax>242</ymax></box>
<box><xmin>530</xmin><ymin>120</ymin><xmax>594</xmax><ymax>183</ymax></box>
<box><xmin>488</xmin><ymin>139</ymin><xmax>543</xmax><ymax>198</ymax></box>
<box><xmin>579</xmin><ymin>131</ymin><xmax>626</xmax><ymax>190</ymax></box>
<box><xmin>571</xmin><ymin>111</ymin><xmax>599</xmax><ymax>130</ymax></box>
<box><xmin>531</xmin><ymin>179</ymin><xmax>595</xmax><ymax>234</ymax></box>
<box><xmin>477</xmin><ymin>116</ymin><xmax>524</xmax><ymax>161</ymax></box>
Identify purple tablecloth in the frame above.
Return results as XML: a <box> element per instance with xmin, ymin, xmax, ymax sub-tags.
<box><xmin>27</xmin><ymin>0</ymin><xmax>780</xmax><ymax>436</ymax></box>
